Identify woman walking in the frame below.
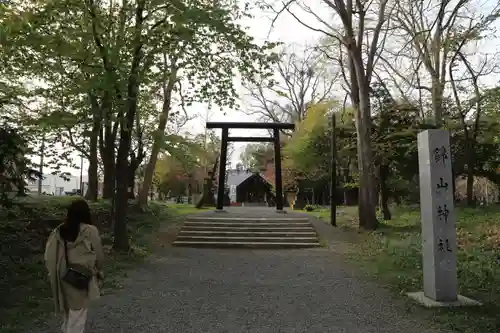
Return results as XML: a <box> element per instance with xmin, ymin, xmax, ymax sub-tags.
<box><xmin>44</xmin><ymin>199</ymin><xmax>104</xmax><ymax>333</ymax></box>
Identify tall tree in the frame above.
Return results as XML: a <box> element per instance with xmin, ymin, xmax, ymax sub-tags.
<box><xmin>449</xmin><ymin>37</ymin><xmax>500</xmax><ymax>205</ymax></box>
<box><xmin>393</xmin><ymin>0</ymin><xmax>500</xmax><ymax>125</ymax></box>
<box><xmin>272</xmin><ymin>0</ymin><xmax>392</xmax><ymax>229</ymax></box>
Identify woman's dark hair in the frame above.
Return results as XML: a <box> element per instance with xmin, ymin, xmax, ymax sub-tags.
<box><xmin>59</xmin><ymin>199</ymin><xmax>92</xmax><ymax>242</ymax></box>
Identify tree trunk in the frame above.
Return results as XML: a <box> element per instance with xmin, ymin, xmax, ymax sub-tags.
<box><xmin>137</xmin><ymin>126</ymin><xmax>167</xmax><ymax>206</ymax></box>
<box><xmin>342</xmin><ymin>167</ymin><xmax>350</xmax><ymax>205</ymax></box>
<box><xmin>85</xmin><ymin>146</ymin><xmax>99</xmax><ymax>201</ymax></box>
<box><xmin>113</xmin><ymin>156</ymin><xmax>130</xmax><ymax>251</ymax></box>
<box><xmin>187</xmin><ymin>181</ymin><xmax>192</xmax><ymax>204</ymax></box>
<box><xmin>350</xmin><ymin>52</ymin><xmax>378</xmax><ymax>230</ymax></box>
<box><xmin>196</xmin><ymin>158</ymin><xmax>218</xmax><ymax>208</ymax></box>
<box><xmin>98</xmin><ymin>91</ymin><xmax>117</xmax><ymax>200</ymax></box>
<box><xmin>379</xmin><ymin>164</ymin><xmax>391</xmax><ymax>220</ymax></box>
<box><xmin>113</xmin><ymin>110</ymin><xmax>137</xmax><ymax>252</ymax></box>
<box><xmin>102</xmin><ymin>155</ymin><xmax>115</xmax><ymax>199</ymax></box>
<box><xmin>127</xmin><ymin>164</ymin><xmax>136</xmax><ymax>199</ymax></box>
<box><xmin>466</xmin><ymin>140</ymin><xmax>476</xmax><ymax>206</ymax></box>
<box><xmin>127</xmin><ymin>152</ymin><xmax>144</xmax><ymax>200</ymax></box>
<box><xmin>137</xmin><ymin>60</ymin><xmax>178</xmax><ymax>207</ymax></box>
<box><xmin>85</xmin><ymin>98</ymin><xmax>100</xmax><ymax>201</ymax></box>
<box><xmin>112</xmin><ymin>10</ymin><xmax>144</xmax><ymax>250</ymax></box>
<box><xmin>99</xmin><ymin>119</ymin><xmax>116</xmax><ymax>200</ymax></box>
<box><xmin>431</xmin><ymin>78</ymin><xmax>444</xmax><ymax>126</ymax></box>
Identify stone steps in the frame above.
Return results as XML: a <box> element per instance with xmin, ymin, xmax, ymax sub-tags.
<box><xmin>183</xmin><ymin>222</ymin><xmax>312</xmax><ymax>227</ymax></box>
<box><xmin>173</xmin><ymin>216</ymin><xmax>321</xmax><ymax>249</ymax></box>
<box><xmin>173</xmin><ymin>241</ymin><xmax>320</xmax><ymax>248</ymax></box>
<box><xmin>187</xmin><ymin>217</ymin><xmax>310</xmax><ymax>222</ymax></box>
<box><xmin>178</xmin><ymin>230</ymin><xmax>317</xmax><ymax>237</ymax></box>
<box><xmin>176</xmin><ymin>236</ymin><xmax>319</xmax><ymax>242</ymax></box>
<box><xmin>180</xmin><ymin>226</ymin><xmax>316</xmax><ymax>232</ymax></box>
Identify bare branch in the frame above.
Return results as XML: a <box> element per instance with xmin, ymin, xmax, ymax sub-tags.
<box><xmin>243</xmin><ymin>45</ymin><xmax>339</xmax><ymax>134</ymax></box>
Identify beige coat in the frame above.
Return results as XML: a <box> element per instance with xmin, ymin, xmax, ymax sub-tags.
<box><xmin>44</xmin><ymin>224</ymin><xmax>104</xmax><ymax>313</ymax></box>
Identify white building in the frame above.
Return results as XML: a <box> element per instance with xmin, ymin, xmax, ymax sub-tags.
<box><xmin>25</xmin><ymin>174</ymin><xmax>84</xmax><ymax>196</ymax></box>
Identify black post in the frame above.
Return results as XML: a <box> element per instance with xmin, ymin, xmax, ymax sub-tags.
<box><xmin>273</xmin><ymin>128</ymin><xmax>284</xmax><ymax>211</ymax></box>
<box><xmin>330</xmin><ymin>115</ymin><xmax>337</xmax><ymax>226</ymax></box>
<box><xmin>216</xmin><ymin>128</ymin><xmax>229</xmax><ymax>210</ymax></box>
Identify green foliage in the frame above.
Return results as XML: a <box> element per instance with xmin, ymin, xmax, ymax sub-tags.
<box><xmin>240</xmin><ymin>143</ymin><xmax>273</xmax><ymax>171</ymax></box>
<box><xmin>285</xmin><ymin>101</ymin><xmax>337</xmax><ymax>179</ymax></box>
<box><xmin>282</xmin><ymin>82</ymin><xmax>500</xmax><ymax>207</ymax></box>
<box><xmin>283</xmin><ymin>100</ymin><xmax>356</xmax><ymax>190</ymax></box>
<box><xmin>153</xmin><ymin>130</ymin><xmax>224</xmax><ymax>198</ymax></box>
<box><xmin>154</xmin><ymin>155</ymin><xmax>189</xmax><ymax>197</ymax></box>
<box><xmin>343</xmin><ymin>180</ymin><xmax>359</xmax><ymax>189</ymax></box>
<box><xmin>161</xmin><ymin>134</ymin><xmax>204</xmax><ymax>170</ymax></box>
<box><xmin>369</xmin><ymin>83</ymin><xmax>433</xmax><ymax>201</ymax></box>
<box><xmin>0</xmin><ymin>0</ymin><xmax>281</xmax><ymax>250</ymax></box>
<box><xmin>0</xmin><ymin>0</ymin><xmax>279</xmax><ymax>186</ymax></box>
<box><xmin>0</xmin><ymin>124</ymin><xmax>41</xmax><ymax>206</ymax></box>
<box><xmin>1</xmin><ymin>0</ymin><xmax>279</xmax><ymax>115</ymax></box>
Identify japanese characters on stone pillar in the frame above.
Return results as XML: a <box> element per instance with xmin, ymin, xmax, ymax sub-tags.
<box><xmin>417</xmin><ymin>129</ymin><xmax>458</xmax><ymax>302</ymax></box>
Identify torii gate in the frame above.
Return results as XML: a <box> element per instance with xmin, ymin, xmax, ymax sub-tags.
<box><xmin>206</xmin><ymin>122</ymin><xmax>295</xmax><ymax>212</ymax></box>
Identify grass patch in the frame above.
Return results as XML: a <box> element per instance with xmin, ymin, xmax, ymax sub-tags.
<box><xmin>305</xmin><ymin>206</ymin><xmax>359</xmax><ymax>230</ymax></box>
<box><xmin>305</xmin><ymin>205</ymin><xmax>500</xmax><ymax>333</ymax></box>
<box><xmin>0</xmin><ymin>196</ymin><xmax>185</xmax><ymax>333</ymax></box>
<box><xmin>167</xmin><ymin>203</ymin><xmax>215</xmax><ymax>216</ymax></box>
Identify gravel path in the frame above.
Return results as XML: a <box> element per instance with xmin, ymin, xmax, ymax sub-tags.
<box><xmin>36</xmin><ymin>207</ymin><xmax>446</xmax><ymax>333</ymax></box>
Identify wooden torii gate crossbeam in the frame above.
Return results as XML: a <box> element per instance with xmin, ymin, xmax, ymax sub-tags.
<box><xmin>206</xmin><ymin>122</ymin><xmax>295</xmax><ymax>211</ymax></box>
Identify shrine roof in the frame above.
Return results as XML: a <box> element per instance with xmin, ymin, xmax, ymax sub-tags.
<box><xmin>226</xmin><ymin>169</ymin><xmax>253</xmax><ymax>187</ymax></box>
<box><xmin>226</xmin><ymin>169</ymin><xmax>269</xmax><ymax>187</ymax></box>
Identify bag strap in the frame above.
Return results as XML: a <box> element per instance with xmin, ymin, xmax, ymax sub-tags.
<box><xmin>63</xmin><ymin>238</ymin><xmax>69</xmax><ymax>266</ymax></box>
<box><xmin>57</xmin><ymin>235</ymin><xmax>70</xmax><ymax>313</ymax></box>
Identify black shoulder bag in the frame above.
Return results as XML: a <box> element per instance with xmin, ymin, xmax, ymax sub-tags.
<box><xmin>62</xmin><ymin>239</ymin><xmax>93</xmax><ymax>291</ymax></box>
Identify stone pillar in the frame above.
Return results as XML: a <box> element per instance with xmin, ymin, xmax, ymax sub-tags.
<box><xmin>418</xmin><ymin>129</ymin><xmax>457</xmax><ymax>301</ymax></box>
<box><xmin>408</xmin><ymin>129</ymin><xmax>481</xmax><ymax>307</ymax></box>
